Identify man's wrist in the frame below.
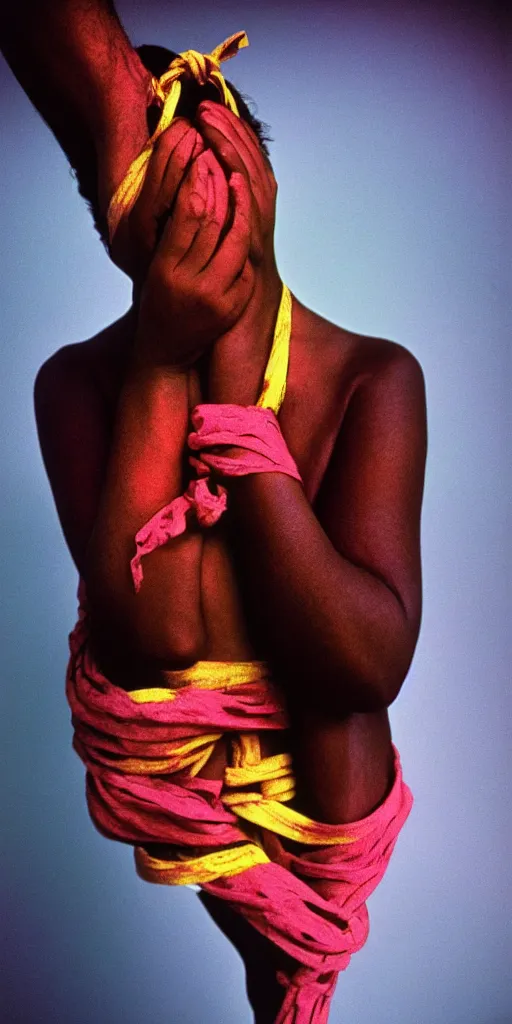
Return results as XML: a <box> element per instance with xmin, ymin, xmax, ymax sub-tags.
<box><xmin>127</xmin><ymin>343</ymin><xmax>191</xmax><ymax>383</ymax></box>
<box><xmin>207</xmin><ymin>347</ymin><xmax>263</xmax><ymax>406</ymax></box>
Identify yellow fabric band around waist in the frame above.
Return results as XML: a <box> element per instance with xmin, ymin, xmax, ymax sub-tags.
<box><xmin>125</xmin><ymin>658</ymin><xmax>356</xmax><ymax>886</ymax></box>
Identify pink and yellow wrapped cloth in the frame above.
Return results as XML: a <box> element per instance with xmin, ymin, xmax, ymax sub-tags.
<box><xmin>67</xmin><ymin>32</ymin><xmax>414</xmax><ymax>1023</ymax></box>
<box><xmin>67</xmin><ymin>621</ymin><xmax>412</xmax><ymax>1023</ymax></box>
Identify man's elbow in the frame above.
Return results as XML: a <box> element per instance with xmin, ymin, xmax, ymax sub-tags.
<box><xmin>359</xmin><ymin>597</ymin><xmax>423</xmax><ymax>710</ymax></box>
<box><xmin>353</xmin><ymin>633</ymin><xmax>417</xmax><ymax>712</ymax></box>
<box><xmin>324</xmin><ymin>633</ymin><xmax>416</xmax><ymax>715</ymax></box>
<box><xmin>329</xmin><ymin>668</ymin><xmax>407</xmax><ymax>716</ymax></box>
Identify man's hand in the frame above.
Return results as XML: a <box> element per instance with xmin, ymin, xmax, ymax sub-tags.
<box><xmin>195</xmin><ymin>101</ymin><xmax>283</xmax><ymax>406</ymax></box>
<box><xmin>197</xmin><ymin>100</ymin><xmax>278</xmax><ymax>271</ymax></box>
<box><xmin>132</xmin><ymin>125</ymin><xmax>256</xmax><ymax>373</ymax></box>
<box><xmin>108</xmin><ymin>117</ymin><xmax>205</xmax><ymax>283</ymax></box>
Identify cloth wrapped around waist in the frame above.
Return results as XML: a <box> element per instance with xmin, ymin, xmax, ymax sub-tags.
<box><xmin>67</xmin><ymin>576</ymin><xmax>413</xmax><ymax>1024</ymax></box>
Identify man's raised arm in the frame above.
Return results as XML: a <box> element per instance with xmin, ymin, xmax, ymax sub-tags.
<box><xmin>0</xmin><ymin>0</ymin><xmax>152</xmax><ymax>213</ymax></box>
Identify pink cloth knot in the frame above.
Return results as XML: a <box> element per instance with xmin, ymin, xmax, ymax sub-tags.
<box><xmin>188</xmin><ymin>403</ymin><xmax>303</xmax><ymax>480</ymax></box>
<box><xmin>130</xmin><ymin>403</ymin><xmax>302</xmax><ymax>592</ymax></box>
<box><xmin>130</xmin><ymin>476</ymin><xmax>227</xmax><ymax>593</ymax></box>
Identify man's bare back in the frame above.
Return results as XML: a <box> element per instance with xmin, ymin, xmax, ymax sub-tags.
<box><xmin>57</xmin><ymin>292</ymin><xmax>406</xmax><ymax>835</ymax></box>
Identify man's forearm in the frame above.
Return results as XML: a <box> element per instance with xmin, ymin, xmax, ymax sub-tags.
<box><xmin>0</xmin><ymin>1</ymin><xmax>151</xmax><ymax>206</ymax></box>
<box><xmin>85</xmin><ymin>352</ymin><xmax>206</xmax><ymax>665</ymax></box>
<box><xmin>224</xmin><ymin>471</ymin><xmax>414</xmax><ymax>715</ymax></box>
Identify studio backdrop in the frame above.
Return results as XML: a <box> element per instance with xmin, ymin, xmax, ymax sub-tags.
<box><xmin>1</xmin><ymin>2</ymin><xmax>509</xmax><ymax>1022</ymax></box>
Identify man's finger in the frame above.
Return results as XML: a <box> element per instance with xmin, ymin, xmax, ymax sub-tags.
<box><xmin>182</xmin><ymin>149</ymin><xmax>230</xmax><ymax>273</ymax></box>
<box><xmin>200</xmin><ymin>103</ymin><xmax>276</xmax><ymax>192</ymax></box>
<box><xmin>199</xmin><ymin>101</ymin><xmax>262</xmax><ymax>153</ymax></box>
<box><xmin>211</xmin><ymin>171</ymin><xmax>252</xmax><ymax>289</ymax></box>
<box><xmin>198</xmin><ymin>103</ymin><xmax>264</xmax><ymax>190</ymax></box>
<box><xmin>156</xmin><ymin>152</ymin><xmax>210</xmax><ymax>268</ymax></box>
<box><xmin>129</xmin><ymin>123</ymin><xmax>204</xmax><ymax>263</ymax></box>
<box><xmin>135</xmin><ymin>121</ymin><xmax>197</xmax><ymax>224</ymax></box>
<box><xmin>197</xmin><ymin>107</ymin><xmax>276</xmax><ymax>229</ymax></box>
<box><xmin>197</xmin><ymin>116</ymin><xmax>253</xmax><ymax>187</ymax></box>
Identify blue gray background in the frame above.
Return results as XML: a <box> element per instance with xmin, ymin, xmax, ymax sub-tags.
<box><xmin>1</xmin><ymin>1</ymin><xmax>509</xmax><ymax>1022</ymax></box>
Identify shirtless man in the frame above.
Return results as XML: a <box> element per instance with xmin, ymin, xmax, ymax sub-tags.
<box><xmin>1</xmin><ymin>2</ymin><xmax>427</xmax><ymax>1020</ymax></box>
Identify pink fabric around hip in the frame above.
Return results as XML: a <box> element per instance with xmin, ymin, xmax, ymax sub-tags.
<box><xmin>68</xmin><ymin>577</ymin><xmax>413</xmax><ymax>1023</ymax></box>
<box><xmin>201</xmin><ymin>746</ymin><xmax>413</xmax><ymax>1022</ymax></box>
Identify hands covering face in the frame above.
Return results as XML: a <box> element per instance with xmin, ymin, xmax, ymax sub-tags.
<box><xmin>110</xmin><ymin>102</ymin><xmax>277</xmax><ymax>294</ymax></box>
<box><xmin>108</xmin><ymin>101</ymin><xmax>278</xmax><ymax>374</ymax></box>
<box><xmin>108</xmin><ymin>116</ymin><xmax>206</xmax><ymax>283</ymax></box>
<box><xmin>196</xmin><ymin>100</ymin><xmax>278</xmax><ymax>269</ymax></box>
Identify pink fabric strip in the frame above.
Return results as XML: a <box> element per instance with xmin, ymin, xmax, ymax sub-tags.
<box><xmin>201</xmin><ymin>749</ymin><xmax>413</xmax><ymax>1023</ymax></box>
<box><xmin>129</xmin><ymin>477</ymin><xmax>228</xmax><ymax>593</ymax></box>
<box><xmin>130</xmin><ymin>403</ymin><xmax>302</xmax><ymax>592</ymax></box>
<box><xmin>188</xmin><ymin>403</ymin><xmax>303</xmax><ymax>479</ymax></box>
<box><xmin>68</xmin><ymin>579</ymin><xmax>413</xmax><ymax>1022</ymax></box>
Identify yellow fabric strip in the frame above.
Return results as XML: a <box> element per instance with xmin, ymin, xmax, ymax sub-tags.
<box><xmin>128</xmin><ymin>659</ymin><xmax>270</xmax><ymax>701</ymax></box>
<box><xmin>111</xmin><ymin>736</ymin><xmax>222</xmax><ymax>776</ymax></box>
<box><xmin>122</xmin><ymin>661</ymin><xmax>359</xmax><ymax>875</ymax></box>
<box><xmin>223</xmin><ymin>734</ymin><xmax>356</xmax><ymax>844</ymax></box>
<box><xmin>126</xmin><ymin>671</ymin><xmax>359</xmax><ymax>883</ymax></box>
<box><xmin>256</xmin><ymin>283</ymin><xmax>292</xmax><ymax>414</ymax></box>
<box><xmin>186</xmin><ymin>741</ymin><xmax>223</xmax><ymax>777</ymax></box>
<box><xmin>223</xmin><ymin>800</ymin><xmax>356</xmax><ymax>847</ymax></box>
<box><xmin>135</xmin><ymin>839</ymin><xmax>269</xmax><ymax>885</ymax></box>
<box><xmin>128</xmin><ymin>687</ymin><xmax>178</xmax><ymax>704</ymax></box>
<box><xmin>224</xmin><ymin>751</ymin><xmax>293</xmax><ymax>785</ymax></box>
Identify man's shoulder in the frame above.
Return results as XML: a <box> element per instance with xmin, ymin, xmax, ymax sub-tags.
<box><xmin>331</xmin><ymin>325</ymin><xmax>427</xmax><ymax>427</ymax></box>
<box><xmin>329</xmin><ymin>321</ymin><xmax>421</xmax><ymax>370</ymax></box>
<box><xmin>34</xmin><ymin>314</ymin><xmax>133</xmax><ymax>402</ymax></box>
<box><xmin>36</xmin><ymin>327</ymin><xmax>109</xmax><ymax>377</ymax></box>
<box><xmin>34</xmin><ymin>340</ymin><xmax>92</xmax><ymax>407</ymax></box>
<box><xmin>303</xmin><ymin>302</ymin><xmax>423</xmax><ymax>382</ymax></box>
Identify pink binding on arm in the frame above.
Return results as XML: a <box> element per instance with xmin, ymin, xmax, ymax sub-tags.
<box><xmin>130</xmin><ymin>404</ymin><xmax>303</xmax><ymax>592</ymax></box>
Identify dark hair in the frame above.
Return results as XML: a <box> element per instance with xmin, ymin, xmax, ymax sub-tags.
<box><xmin>70</xmin><ymin>44</ymin><xmax>274</xmax><ymax>249</ymax></box>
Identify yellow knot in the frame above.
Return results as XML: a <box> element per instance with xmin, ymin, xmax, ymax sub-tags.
<box><xmin>107</xmin><ymin>30</ymin><xmax>249</xmax><ymax>244</ymax></box>
<box><xmin>155</xmin><ymin>51</ymin><xmax>220</xmax><ymax>91</ymax></box>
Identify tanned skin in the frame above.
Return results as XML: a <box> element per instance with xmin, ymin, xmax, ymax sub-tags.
<box><xmin>1</xmin><ymin>4</ymin><xmax>427</xmax><ymax>1020</ymax></box>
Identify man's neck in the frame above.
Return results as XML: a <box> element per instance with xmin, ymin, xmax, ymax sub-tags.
<box><xmin>118</xmin><ymin>301</ymin><xmax>138</xmax><ymax>341</ymax></box>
